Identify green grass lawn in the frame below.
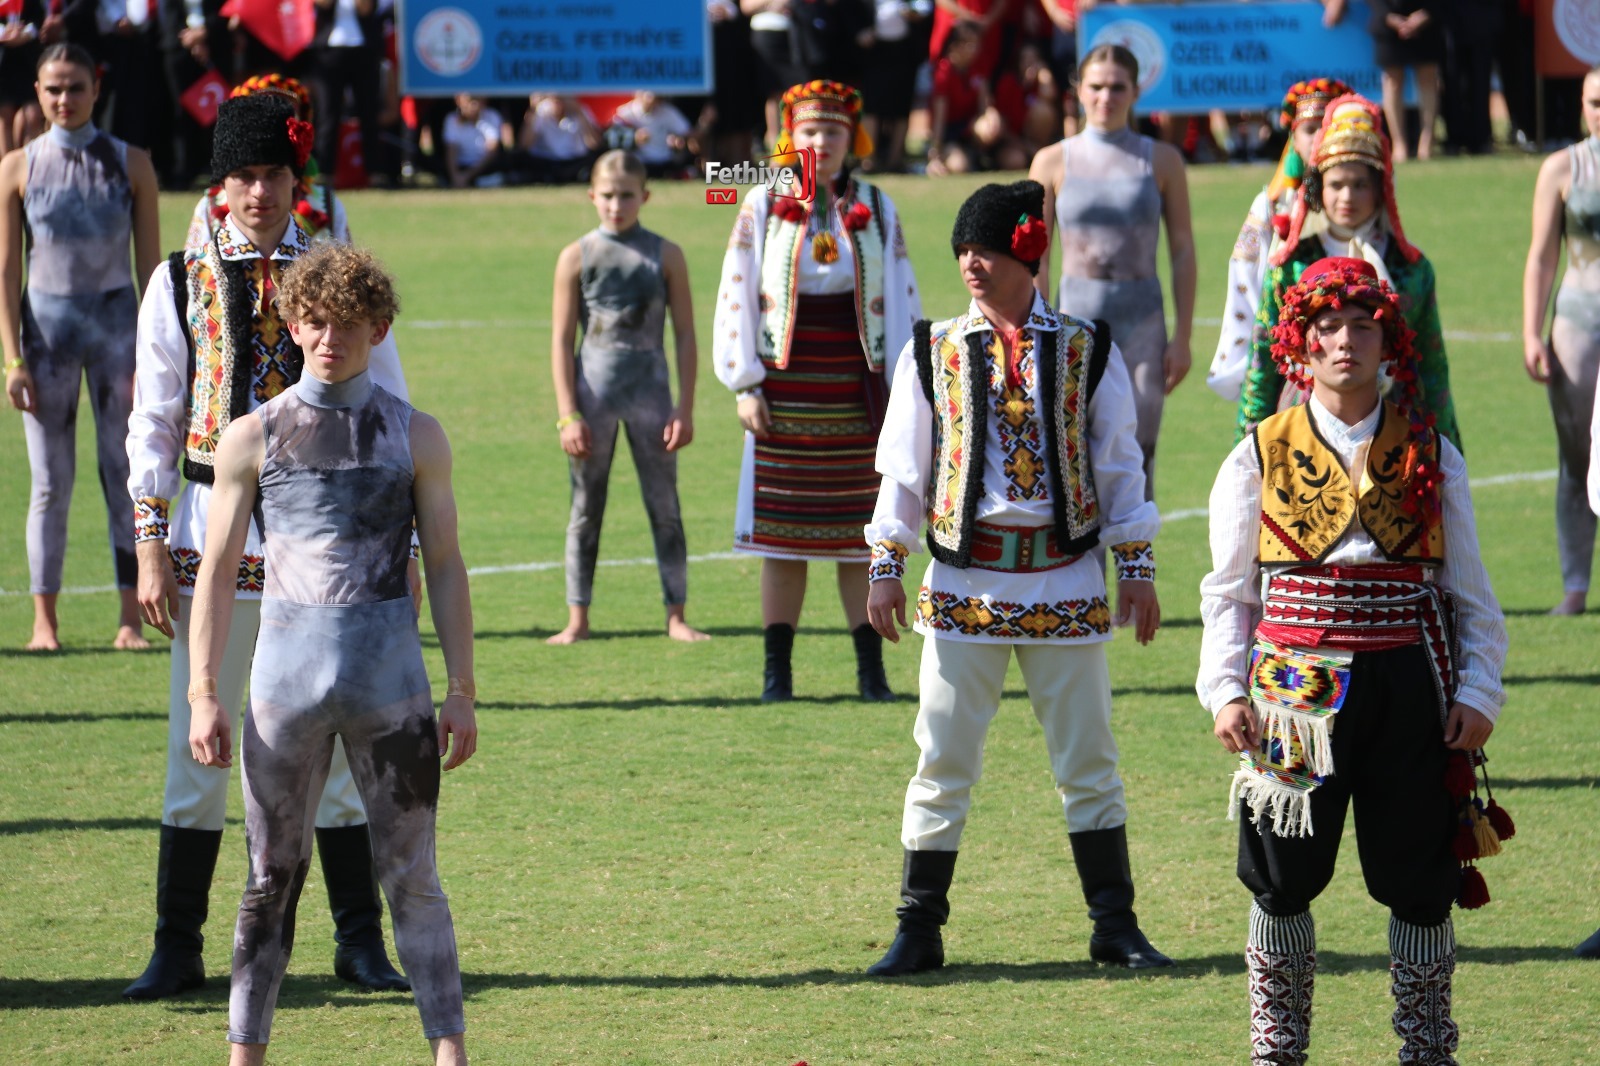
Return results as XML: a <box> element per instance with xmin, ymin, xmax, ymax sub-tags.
<box><xmin>2</xmin><ymin>157</ymin><xmax>1597</xmax><ymax>1064</ymax></box>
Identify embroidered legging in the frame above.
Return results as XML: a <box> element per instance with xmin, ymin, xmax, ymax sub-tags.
<box><xmin>229</xmin><ymin>596</ymin><xmax>463</xmax><ymax>1044</ymax></box>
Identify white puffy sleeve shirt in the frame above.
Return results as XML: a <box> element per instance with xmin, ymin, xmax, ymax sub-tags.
<box><xmin>1207</xmin><ymin>187</ymin><xmax>1273</xmax><ymax>402</ymax></box>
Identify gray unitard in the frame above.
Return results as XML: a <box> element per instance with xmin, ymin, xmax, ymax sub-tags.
<box><xmin>1550</xmin><ymin>136</ymin><xmax>1600</xmax><ymax>594</ymax></box>
<box><xmin>19</xmin><ymin>123</ymin><xmax>139</xmax><ymax>594</ymax></box>
<box><xmin>1055</xmin><ymin>127</ymin><xmax>1166</xmax><ymax>498</ymax></box>
<box><xmin>230</xmin><ymin>372</ymin><xmax>463</xmax><ymax>1044</ymax></box>
<box><xmin>566</xmin><ymin>224</ymin><xmax>688</xmax><ymax>606</ymax></box>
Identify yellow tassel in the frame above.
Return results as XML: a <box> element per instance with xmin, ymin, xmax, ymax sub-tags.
<box><xmin>812</xmin><ymin>232</ymin><xmax>838</xmax><ymax>264</ymax></box>
<box><xmin>854</xmin><ymin>124</ymin><xmax>874</xmax><ymax>159</ymax></box>
<box><xmin>1469</xmin><ymin>806</ymin><xmax>1502</xmax><ymax>858</ymax></box>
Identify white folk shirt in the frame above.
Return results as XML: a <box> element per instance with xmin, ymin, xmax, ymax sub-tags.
<box><xmin>1208</xmin><ymin>187</ymin><xmax>1275</xmax><ymax>402</ymax></box>
<box><xmin>1196</xmin><ymin>393</ymin><xmax>1508</xmax><ymax>721</ymax></box>
<box><xmin>126</xmin><ymin>215</ymin><xmax>408</xmax><ymax>598</ymax></box>
<box><xmin>866</xmin><ymin>294</ymin><xmax>1160</xmax><ymax>645</ymax></box>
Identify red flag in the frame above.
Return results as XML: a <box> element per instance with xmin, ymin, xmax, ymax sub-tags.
<box><xmin>221</xmin><ymin>0</ymin><xmax>314</xmax><ymax>62</ymax></box>
<box><xmin>0</xmin><ymin>0</ymin><xmax>24</xmax><ymax>19</ymax></box>
<box><xmin>180</xmin><ymin>69</ymin><xmax>231</xmax><ymax>127</ymax></box>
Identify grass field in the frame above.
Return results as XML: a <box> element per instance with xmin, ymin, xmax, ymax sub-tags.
<box><xmin>2</xmin><ymin>156</ymin><xmax>1598</xmax><ymax>1064</ymax></box>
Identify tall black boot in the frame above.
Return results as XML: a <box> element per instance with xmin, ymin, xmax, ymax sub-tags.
<box><xmin>1068</xmin><ymin>825</ymin><xmax>1173</xmax><ymax>969</ymax></box>
<box><xmin>123</xmin><ymin>825</ymin><xmax>223</xmax><ymax>1000</ymax></box>
<box><xmin>866</xmin><ymin>849</ymin><xmax>957</xmax><ymax>976</ymax></box>
<box><xmin>318</xmin><ymin>825</ymin><xmax>411</xmax><ymax>992</ymax></box>
<box><xmin>852</xmin><ymin>623</ymin><xmax>895</xmax><ymax>702</ymax></box>
<box><xmin>761</xmin><ymin>623</ymin><xmax>795</xmax><ymax>702</ymax></box>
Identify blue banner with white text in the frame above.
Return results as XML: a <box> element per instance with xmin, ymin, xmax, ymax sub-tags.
<box><xmin>397</xmin><ymin>0</ymin><xmax>711</xmax><ymax>96</ymax></box>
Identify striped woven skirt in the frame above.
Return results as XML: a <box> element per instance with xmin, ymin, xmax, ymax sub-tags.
<box><xmin>734</xmin><ymin>292</ymin><xmax>885</xmax><ymax>561</ymax></box>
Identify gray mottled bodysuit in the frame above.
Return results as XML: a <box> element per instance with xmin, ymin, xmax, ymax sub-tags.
<box><xmin>19</xmin><ymin>122</ymin><xmax>139</xmax><ymax>594</ymax></box>
<box><xmin>1055</xmin><ymin>126</ymin><xmax>1167</xmax><ymax>499</ymax></box>
<box><xmin>229</xmin><ymin>371</ymin><xmax>463</xmax><ymax>1044</ymax></box>
<box><xmin>1550</xmin><ymin>136</ymin><xmax>1600</xmax><ymax>595</ymax></box>
<box><xmin>566</xmin><ymin>224</ymin><xmax>689</xmax><ymax>606</ymax></box>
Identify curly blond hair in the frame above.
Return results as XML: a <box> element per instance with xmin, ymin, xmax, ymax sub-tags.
<box><xmin>277</xmin><ymin>243</ymin><xmax>401</xmax><ymax>326</ymax></box>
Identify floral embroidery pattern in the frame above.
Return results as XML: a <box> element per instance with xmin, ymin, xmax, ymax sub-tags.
<box><xmin>1111</xmin><ymin>541</ymin><xmax>1155</xmax><ymax>582</ymax></box>
<box><xmin>917</xmin><ymin>587</ymin><xmax>1111</xmax><ymax>639</ymax></box>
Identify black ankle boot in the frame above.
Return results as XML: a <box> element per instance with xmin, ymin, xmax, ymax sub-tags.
<box><xmin>852</xmin><ymin>623</ymin><xmax>894</xmax><ymax>701</ymax></box>
<box><xmin>867</xmin><ymin>849</ymin><xmax>957</xmax><ymax>976</ymax></box>
<box><xmin>1577</xmin><ymin>927</ymin><xmax>1600</xmax><ymax>958</ymax></box>
<box><xmin>123</xmin><ymin>825</ymin><xmax>223</xmax><ymax>1000</ymax></box>
<box><xmin>1068</xmin><ymin>825</ymin><xmax>1173</xmax><ymax>969</ymax></box>
<box><xmin>318</xmin><ymin>825</ymin><xmax>411</xmax><ymax>992</ymax></box>
<box><xmin>761</xmin><ymin>623</ymin><xmax>795</xmax><ymax>702</ymax></box>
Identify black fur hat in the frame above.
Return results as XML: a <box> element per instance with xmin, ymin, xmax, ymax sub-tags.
<box><xmin>211</xmin><ymin>94</ymin><xmax>305</xmax><ymax>181</ymax></box>
<box><xmin>950</xmin><ymin>180</ymin><xmax>1049</xmax><ymax>275</ymax></box>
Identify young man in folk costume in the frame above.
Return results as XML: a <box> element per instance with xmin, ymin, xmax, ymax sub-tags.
<box><xmin>1198</xmin><ymin>257</ymin><xmax>1511</xmax><ymax>1064</ymax></box>
<box><xmin>123</xmin><ymin>93</ymin><xmax>413</xmax><ymax>1000</ymax></box>
<box><xmin>863</xmin><ymin>181</ymin><xmax>1170</xmax><ymax>976</ymax></box>
<box><xmin>713</xmin><ymin>79</ymin><xmax>921</xmax><ymax>702</ymax></box>
<box><xmin>1208</xmin><ymin>77</ymin><xmax>1353</xmax><ymax>402</ymax></box>
<box><xmin>183</xmin><ymin>75</ymin><xmax>351</xmax><ymax>253</ymax></box>
<box><xmin>1236</xmin><ymin>94</ymin><xmax>1461</xmax><ymax>452</ymax></box>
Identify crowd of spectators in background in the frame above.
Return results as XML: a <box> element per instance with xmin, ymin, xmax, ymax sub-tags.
<box><xmin>0</xmin><ymin>0</ymin><xmax>1582</xmax><ymax>190</ymax></box>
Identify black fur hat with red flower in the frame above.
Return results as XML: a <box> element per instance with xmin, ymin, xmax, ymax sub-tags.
<box><xmin>211</xmin><ymin>93</ymin><xmax>313</xmax><ymax>182</ymax></box>
<box><xmin>950</xmin><ymin>180</ymin><xmax>1050</xmax><ymax>275</ymax></box>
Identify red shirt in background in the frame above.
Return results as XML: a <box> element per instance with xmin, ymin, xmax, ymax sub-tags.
<box><xmin>932</xmin><ymin>57</ymin><xmax>983</xmax><ymax>128</ymax></box>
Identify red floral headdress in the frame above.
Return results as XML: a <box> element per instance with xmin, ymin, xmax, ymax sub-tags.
<box><xmin>775</xmin><ymin>80</ymin><xmax>873</xmax><ymax>159</ymax></box>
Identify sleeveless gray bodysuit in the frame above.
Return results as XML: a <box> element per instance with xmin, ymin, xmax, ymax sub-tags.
<box><xmin>230</xmin><ymin>372</ymin><xmax>463</xmax><ymax>1044</ymax></box>
<box><xmin>565</xmin><ymin>224</ymin><xmax>688</xmax><ymax>607</ymax></box>
<box><xmin>19</xmin><ymin>123</ymin><xmax>139</xmax><ymax>594</ymax></box>
<box><xmin>1055</xmin><ymin>126</ymin><xmax>1167</xmax><ymax>497</ymax></box>
<box><xmin>1549</xmin><ymin>136</ymin><xmax>1600</xmax><ymax>594</ymax></box>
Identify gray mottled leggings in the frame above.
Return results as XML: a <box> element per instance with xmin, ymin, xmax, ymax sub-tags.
<box><xmin>230</xmin><ymin>597</ymin><xmax>463</xmax><ymax>1044</ymax></box>
<box><xmin>20</xmin><ymin>287</ymin><xmax>138</xmax><ymax>594</ymax></box>
<box><xmin>565</xmin><ymin>373</ymin><xmax>688</xmax><ymax>606</ymax></box>
<box><xmin>1550</xmin><ymin>314</ymin><xmax>1598</xmax><ymax>594</ymax></box>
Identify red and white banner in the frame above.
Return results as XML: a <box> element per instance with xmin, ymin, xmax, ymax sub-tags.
<box><xmin>221</xmin><ymin>0</ymin><xmax>315</xmax><ymax>61</ymax></box>
<box><xmin>180</xmin><ymin>69</ymin><xmax>231</xmax><ymax>127</ymax></box>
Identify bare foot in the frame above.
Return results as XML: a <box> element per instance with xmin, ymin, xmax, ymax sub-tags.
<box><xmin>666</xmin><ymin>617</ymin><xmax>711</xmax><ymax>642</ymax></box>
<box><xmin>546</xmin><ymin>625</ymin><xmax>589</xmax><ymax>645</ymax></box>
<box><xmin>1549</xmin><ymin>591</ymin><xmax>1587</xmax><ymax>616</ymax></box>
<box><xmin>25</xmin><ymin>624</ymin><xmax>60</xmax><ymax>652</ymax></box>
<box><xmin>114</xmin><ymin>624</ymin><xmax>151</xmax><ymax>650</ymax></box>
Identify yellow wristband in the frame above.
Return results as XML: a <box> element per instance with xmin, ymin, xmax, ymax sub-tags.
<box><xmin>556</xmin><ymin>413</ymin><xmax>584</xmax><ymax>431</ymax></box>
<box><xmin>187</xmin><ymin>678</ymin><xmax>218</xmax><ymax>702</ymax></box>
<box><xmin>3</xmin><ymin>357</ymin><xmax>23</xmax><ymax>372</ymax></box>
<box><xmin>446</xmin><ymin>677</ymin><xmax>477</xmax><ymax>701</ymax></box>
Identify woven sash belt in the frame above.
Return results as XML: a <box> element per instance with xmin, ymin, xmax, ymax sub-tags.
<box><xmin>968</xmin><ymin>521</ymin><xmax>1083</xmax><ymax>573</ymax></box>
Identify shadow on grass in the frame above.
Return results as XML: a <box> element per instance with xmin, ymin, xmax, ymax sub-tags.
<box><xmin>480</xmin><ymin>682</ymin><xmax>1197</xmax><ymax>712</ymax></box>
<box><xmin>0</xmin><ymin>709</ymin><xmax>165</xmax><ymax>724</ymax></box>
<box><xmin>1492</xmin><ymin>776</ymin><xmax>1599</xmax><ymax>790</ymax></box>
<box><xmin>1504</xmin><ymin>672</ymin><xmax>1600</xmax><ymax>687</ymax></box>
<box><xmin>0</xmin><ymin>645</ymin><xmax>166</xmax><ymax>659</ymax></box>
<box><xmin>449</xmin><ymin>620</ymin><xmax>1203</xmax><ymax>644</ymax></box>
<box><xmin>0</xmin><ymin>817</ymin><xmax>158</xmax><ymax>835</ymax></box>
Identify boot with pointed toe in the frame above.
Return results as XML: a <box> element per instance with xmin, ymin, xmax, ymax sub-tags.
<box><xmin>123</xmin><ymin>825</ymin><xmax>222</xmax><ymax>1000</ymax></box>
<box><xmin>1068</xmin><ymin>825</ymin><xmax>1173</xmax><ymax>969</ymax></box>
<box><xmin>867</xmin><ymin>849</ymin><xmax>957</xmax><ymax>976</ymax></box>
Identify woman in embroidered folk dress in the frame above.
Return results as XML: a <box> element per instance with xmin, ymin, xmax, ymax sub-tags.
<box><xmin>1</xmin><ymin>43</ymin><xmax>160</xmax><ymax>650</ymax></box>
<box><xmin>713</xmin><ymin>80</ymin><xmax>922</xmax><ymax>702</ymax></box>
<box><xmin>1522</xmin><ymin>67</ymin><xmax>1600</xmax><ymax>618</ymax></box>
<box><xmin>1236</xmin><ymin>94</ymin><xmax>1461</xmax><ymax>451</ymax></box>
<box><xmin>1028</xmin><ymin>44</ymin><xmax>1195</xmax><ymax>500</ymax></box>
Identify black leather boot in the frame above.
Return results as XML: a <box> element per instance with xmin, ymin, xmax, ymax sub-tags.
<box><xmin>852</xmin><ymin>623</ymin><xmax>895</xmax><ymax>702</ymax></box>
<box><xmin>761</xmin><ymin>623</ymin><xmax>795</xmax><ymax>702</ymax></box>
<box><xmin>1068</xmin><ymin>825</ymin><xmax>1173</xmax><ymax>969</ymax></box>
<box><xmin>867</xmin><ymin>849</ymin><xmax>957</xmax><ymax>976</ymax></box>
<box><xmin>123</xmin><ymin>825</ymin><xmax>223</xmax><ymax>1000</ymax></box>
<box><xmin>318</xmin><ymin>825</ymin><xmax>411</xmax><ymax>992</ymax></box>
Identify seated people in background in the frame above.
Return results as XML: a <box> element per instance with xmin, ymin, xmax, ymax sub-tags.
<box><xmin>926</xmin><ymin>22</ymin><xmax>996</xmax><ymax>176</ymax></box>
<box><xmin>609</xmin><ymin>91</ymin><xmax>694</xmax><ymax>178</ymax></box>
<box><xmin>520</xmin><ymin>93</ymin><xmax>601</xmax><ymax>184</ymax></box>
<box><xmin>443</xmin><ymin>93</ymin><xmax>532</xmax><ymax>188</ymax></box>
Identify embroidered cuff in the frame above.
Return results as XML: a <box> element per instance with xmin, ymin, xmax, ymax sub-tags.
<box><xmin>868</xmin><ymin>539</ymin><xmax>909</xmax><ymax>582</ymax></box>
<box><xmin>735</xmin><ymin>385</ymin><xmax>763</xmax><ymax>401</ymax></box>
<box><xmin>134</xmin><ymin>497</ymin><xmax>170</xmax><ymax>542</ymax></box>
<box><xmin>1111</xmin><ymin>540</ymin><xmax>1155</xmax><ymax>583</ymax></box>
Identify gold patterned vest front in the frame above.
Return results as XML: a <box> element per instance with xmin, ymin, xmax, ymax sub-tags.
<box><xmin>1253</xmin><ymin>401</ymin><xmax>1444</xmax><ymax>565</ymax></box>
<box><xmin>913</xmin><ymin>309</ymin><xmax>1109</xmax><ymax>568</ymax></box>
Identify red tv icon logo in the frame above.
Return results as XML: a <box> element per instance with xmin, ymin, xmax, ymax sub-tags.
<box><xmin>705</xmin><ymin>188</ymin><xmax>738</xmax><ymax>205</ymax></box>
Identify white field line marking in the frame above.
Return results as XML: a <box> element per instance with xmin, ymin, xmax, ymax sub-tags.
<box><xmin>0</xmin><ymin>469</ymin><xmax>1558</xmax><ymax>596</ymax></box>
<box><xmin>1193</xmin><ymin>317</ymin><xmax>1515</xmax><ymax>343</ymax></box>
<box><xmin>401</xmin><ymin>319</ymin><xmax>548</xmax><ymax>330</ymax></box>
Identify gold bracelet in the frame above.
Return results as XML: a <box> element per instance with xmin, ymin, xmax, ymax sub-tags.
<box><xmin>3</xmin><ymin>357</ymin><xmax>23</xmax><ymax>372</ymax></box>
<box><xmin>555</xmin><ymin>412</ymin><xmax>584</xmax><ymax>430</ymax></box>
<box><xmin>186</xmin><ymin>678</ymin><xmax>218</xmax><ymax>702</ymax></box>
<box><xmin>446</xmin><ymin>677</ymin><xmax>477</xmax><ymax>701</ymax></box>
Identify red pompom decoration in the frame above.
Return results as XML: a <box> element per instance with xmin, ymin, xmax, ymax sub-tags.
<box><xmin>1011</xmin><ymin>214</ymin><xmax>1048</xmax><ymax>261</ymax></box>
<box><xmin>1485</xmin><ymin>799</ymin><xmax>1515</xmax><ymax>840</ymax></box>
<box><xmin>771</xmin><ymin>195</ymin><xmax>807</xmax><ymax>223</ymax></box>
<box><xmin>294</xmin><ymin>198</ymin><xmax>330</xmax><ymax>232</ymax></box>
<box><xmin>286</xmin><ymin>117</ymin><xmax>315</xmax><ymax>169</ymax></box>
<box><xmin>1444</xmin><ymin>752</ymin><xmax>1475</xmax><ymax>799</ymax></box>
<box><xmin>1271</xmin><ymin>214</ymin><xmax>1291</xmax><ymax>240</ymax></box>
<box><xmin>211</xmin><ymin>203</ymin><xmax>230</xmax><ymax>221</ymax></box>
<box><xmin>1457</xmin><ymin>865</ymin><xmax>1490</xmax><ymax>910</ymax></box>
<box><xmin>843</xmin><ymin>201</ymin><xmax>872</xmax><ymax>231</ymax></box>
<box><xmin>1451</xmin><ymin>822</ymin><xmax>1479</xmax><ymax>862</ymax></box>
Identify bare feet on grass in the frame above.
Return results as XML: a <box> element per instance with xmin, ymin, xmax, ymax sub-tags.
<box><xmin>547</xmin><ymin>604</ymin><xmax>589</xmax><ymax>645</ymax></box>
<box><xmin>114</xmin><ymin>624</ymin><xmax>151</xmax><ymax>650</ymax></box>
<box><xmin>1550</xmin><ymin>590</ymin><xmax>1587</xmax><ymax>616</ymax></box>
<box><xmin>666</xmin><ymin>605</ymin><xmax>710</xmax><ymax>643</ymax></box>
<box><xmin>27</xmin><ymin>593</ymin><xmax>59</xmax><ymax>651</ymax></box>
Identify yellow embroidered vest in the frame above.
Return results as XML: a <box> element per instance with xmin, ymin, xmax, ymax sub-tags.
<box><xmin>1254</xmin><ymin>402</ymin><xmax>1445</xmax><ymax>565</ymax></box>
<box><xmin>913</xmin><ymin>310</ymin><xmax>1109</xmax><ymax>568</ymax></box>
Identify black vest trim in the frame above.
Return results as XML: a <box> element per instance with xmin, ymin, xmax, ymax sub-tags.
<box><xmin>1087</xmin><ymin>318</ymin><xmax>1111</xmax><ymax>400</ymax></box>
<box><xmin>913</xmin><ymin>318</ymin><xmax>934</xmax><ymax>406</ymax></box>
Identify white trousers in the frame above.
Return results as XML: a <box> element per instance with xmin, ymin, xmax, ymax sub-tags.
<box><xmin>162</xmin><ymin>595</ymin><xmax>366</xmax><ymax>830</ymax></box>
<box><xmin>901</xmin><ymin>637</ymin><xmax>1126</xmax><ymax>850</ymax></box>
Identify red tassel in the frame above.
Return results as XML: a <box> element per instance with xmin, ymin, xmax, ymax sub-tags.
<box><xmin>1452</xmin><ymin>822</ymin><xmax>1479</xmax><ymax>861</ymax></box>
<box><xmin>1444</xmin><ymin>752</ymin><xmax>1475</xmax><ymax>799</ymax></box>
<box><xmin>1457</xmin><ymin>865</ymin><xmax>1490</xmax><ymax>909</ymax></box>
<box><xmin>1485</xmin><ymin>800</ymin><xmax>1515</xmax><ymax>840</ymax></box>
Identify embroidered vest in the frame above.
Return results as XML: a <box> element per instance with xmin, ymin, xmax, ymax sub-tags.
<box><xmin>1253</xmin><ymin>401</ymin><xmax>1445</xmax><ymax>565</ymax></box>
<box><xmin>913</xmin><ymin>312</ymin><xmax>1111</xmax><ymax>568</ymax></box>
<box><xmin>757</xmin><ymin>178</ymin><xmax>887</xmax><ymax>372</ymax></box>
<box><xmin>167</xmin><ymin>243</ymin><xmax>305</xmax><ymax>484</ymax></box>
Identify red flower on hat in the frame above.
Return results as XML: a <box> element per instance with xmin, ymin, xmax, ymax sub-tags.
<box><xmin>286</xmin><ymin>117</ymin><xmax>314</xmax><ymax>169</ymax></box>
<box><xmin>843</xmin><ymin>201</ymin><xmax>872</xmax><ymax>231</ymax></box>
<box><xmin>1011</xmin><ymin>214</ymin><xmax>1047</xmax><ymax>261</ymax></box>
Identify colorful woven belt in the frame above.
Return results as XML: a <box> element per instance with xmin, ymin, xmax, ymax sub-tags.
<box><xmin>968</xmin><ymin>521</ymin><xmax>1082</xmax><ymax>573</ymax></box>
<box><xmin>1258</xmin><ymin>563</ymin><xmax>1437</xmax><ymax>652</ymax></box>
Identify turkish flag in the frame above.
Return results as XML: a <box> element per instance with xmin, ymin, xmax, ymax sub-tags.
<box><xmin>221</xmin><ymin>0</ymin><xmax>314</xmax><ymax>62</ymax></box>
<box><xmin>180</xmin><ymin>69</ymin><xmax>231</xmax><ymax>127</ymax></box>
<box><xmin>0</xmin><ymin>0</ymin><xmax>23</xmax><ymax>19</ymax></box>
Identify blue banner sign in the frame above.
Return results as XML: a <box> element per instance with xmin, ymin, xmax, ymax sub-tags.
<box><xmin>1080</xmin><ymin>1</ymin><xmax>1387</xmax><ymax>113</ymax></box>
<box><xmin>398</xmin><ymin>0</ymin><xmax>711</xmax><ymax>96</ymax></box>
